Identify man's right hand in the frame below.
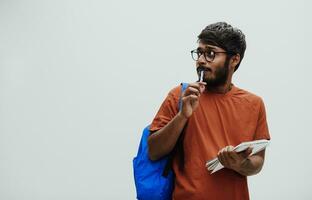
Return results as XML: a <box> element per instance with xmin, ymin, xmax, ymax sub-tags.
<box><xmin>179</xmin><ymin>82</ymin><xmax>206</xmax><ymax>119</ymax></box>
<box><xmin>148</xmin><ymin>82</ymin><xmax>206</xmax><ymax>160</ymax></box>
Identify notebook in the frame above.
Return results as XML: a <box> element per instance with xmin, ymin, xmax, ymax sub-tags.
<box><xmin>206</xmin><ymin>139</ymin><xmax>270</xmax><ymax>174</ymax></box>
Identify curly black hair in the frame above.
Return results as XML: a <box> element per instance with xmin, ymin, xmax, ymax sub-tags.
<box><xmin>198</xmin><ymin>22</ymin><xmax>246</xmax><ymax>72</ymax></box>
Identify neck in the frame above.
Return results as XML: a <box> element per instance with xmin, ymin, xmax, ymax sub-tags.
<box><xmin>206</xmin><ymin>74</ymin><xmax>233</xmax><ymax>94</ymax></box>
<box><xmin>206</xmin><ymin>82</ymin><xmax>232</xmax><ymax>94</ymax></box>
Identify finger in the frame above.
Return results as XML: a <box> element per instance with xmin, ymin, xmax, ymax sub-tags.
<box><xmin>226</xmin><ymin>146</ymin><xmax>236</xmax><ymax>159</ymax></box>
<box><xmin>183</xmin><ymin>85</ymin><xmax>200</xmax><ymax>96</ymax></box>
<box><xmin>184</xmin><ymin>87</ymin><xmax>200</xmax><ymax>97</ymax></box>
<box><xmin>218</xmin><ymin>148</ymin><xmax>228</xmax><ymax>166</ymax></box>
<box><xmin>183</xmin><ymin>95</ymin><xmax>198</xmax><ymax>105</ymax></box>
<box><xmin>217</xmin><ymin>149</ymin><xmax>224</xmax><ymax>164</ymax></box>
<box><xmin>224</xmin><ymin>146</ymin><xmax>235</xmax><ymax>163</ymax></box>
<box><xmin>246</xmin><ymin>147</ymin><xmax>253</xmax><ymax>154</ymax></box>
<box><xmin>189</xmin><ymin>82</ymin><xmax>206</xmax><ymax>88</ymax></box>
<box><xmin>228</xmin><ymin>150</ymin><xmax>240</xmax><ymax>161</ymax></box>
<box><xmin>237</xmin><ymin>147</ymin><xmax>253</xmax><ymax>158</ymax></box>
<box><xmin>228</xmin><ymin>146</ymin><xmax>235</xmax><ymax>151</ymax></box>
<box><xmin>185</xmin><ymin>94</ymin><xmax>198</xmax><ymax>100</ymax></box>
<box><xmin>243</xmin><ymin>147</ymin><xmax>253</xmax><ymax>158</ymax></box>
<box><xmin>199</xmin><ymin>84</ymin><xmax>205</xmax><ymax>93</ymax></box>
<box><xmin>197</xmin><ymin>82</ymin><xmax>206</xmax><ymax>93</ymax></box>
<box><xmin>188</xmin><ymin>83</ymin><xmax>206</xmax><ymax>94</ymax></box>
<box><xmin>217</xmin><ymin>153</ymin><xmax>224</xmax><ymax>166</ymax></box>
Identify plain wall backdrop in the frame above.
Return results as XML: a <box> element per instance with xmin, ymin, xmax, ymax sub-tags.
<box><xmin>1</xmin><ymin>0</ymin><xmax>311</xmax><ymax>199</ymax></box>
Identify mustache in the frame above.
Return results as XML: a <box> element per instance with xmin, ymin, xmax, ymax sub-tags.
<box><xmin>197</xmin><ymin>66</ymin><xmax>212</xmax><ymax>73</ymax></box>
<box><xmin>197</xmin><ymin>66</ymin><xmax>210</xmax><ymax>82</ymax></box>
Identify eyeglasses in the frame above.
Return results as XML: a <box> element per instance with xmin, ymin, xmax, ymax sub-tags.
<box><xmin>191</xmin><ymin>49</ymin><xmax>231</xmax><ymax>62</ymax></box>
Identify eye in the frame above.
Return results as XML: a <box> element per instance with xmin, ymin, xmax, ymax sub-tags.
<box><xmin>197</xmin><ymin>50</ymin><xmax>203</xmax><ymax>56</ymax></box>
<box><xmin>206</xmin><ymin>50</ymin><xmax>215</xmax><ymax>58</ymax></box>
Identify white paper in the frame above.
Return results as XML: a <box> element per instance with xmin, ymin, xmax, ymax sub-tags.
<box><xmin>206</xmin><ymin>139</ymin><xmax>269</xmax><ymax>174</ymax></box>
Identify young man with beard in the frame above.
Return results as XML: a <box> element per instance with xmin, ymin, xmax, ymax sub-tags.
<box><xmin>147</xmin><ymin>22</ymin><xmax>271</xmax><ymax>200</ymax></box>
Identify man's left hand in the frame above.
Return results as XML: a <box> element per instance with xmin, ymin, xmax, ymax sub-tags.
<box><xmin>217</xmin><ymin>146</ymin><xmax>253</xmax><ymax>172</ymax></box>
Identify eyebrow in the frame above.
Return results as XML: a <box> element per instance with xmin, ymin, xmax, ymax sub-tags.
<box><xmin>197</xmin><ymin>46</ymin><xmax>218</xmax><ymax>51</ymax></box>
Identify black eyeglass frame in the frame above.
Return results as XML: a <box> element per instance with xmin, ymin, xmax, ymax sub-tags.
<box><xmin>190</xmin><ymin>49</ymin><xmax>235</xmax><ymax>62</ymax></box>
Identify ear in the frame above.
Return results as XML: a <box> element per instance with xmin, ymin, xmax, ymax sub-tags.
<box><xmin>230</xmin><ymin>54</ymin><xmax>241</xmax><ymax>70</ymax></box>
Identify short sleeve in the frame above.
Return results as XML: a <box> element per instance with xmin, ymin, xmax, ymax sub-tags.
<box><xmin>149</xmin><ymin>86</ymin><xmax>181</xmax><ymax>132</ymax></box>
<box><xmin>254</xmin><ymin>99</ymin><xmax>271</xmax><ymax>140</ymax></box>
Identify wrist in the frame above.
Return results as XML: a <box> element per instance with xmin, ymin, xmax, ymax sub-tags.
<box><xmin>177</xmin><ymin>111</ymin><xmax>188</xmax><ymax>122</ymax></box>
<box><xmin>234</xmin><ymin>158</ymin><xmax>250</xmax><ymax>175</ymax></box>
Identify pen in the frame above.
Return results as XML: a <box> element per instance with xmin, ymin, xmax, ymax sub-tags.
<box><xmin>200</xmin><ymin>70</ymin><xmax>204</xmax><ymax>82</ymax></box>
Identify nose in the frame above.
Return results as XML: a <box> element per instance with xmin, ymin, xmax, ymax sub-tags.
<box><xmin>197</xmin><ymin>53</ymin><xmax>207</xmax><ymax>65</ymax></box>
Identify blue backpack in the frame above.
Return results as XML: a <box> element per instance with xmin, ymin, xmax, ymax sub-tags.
<box><xmin>133</xmin><ymin>83</ymin><xmax>188</xmax><ymax>200</ymax></box>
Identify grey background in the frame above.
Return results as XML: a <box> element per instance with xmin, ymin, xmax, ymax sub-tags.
<box><xmin>0</xmin><ymin>0</ymin><xmax>311</xmax><ymax>199</ymax></box>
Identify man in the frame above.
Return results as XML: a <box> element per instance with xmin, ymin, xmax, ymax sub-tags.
<box><xmin>147</xmin><ymin>22</ymin><xmax>271</xmax><ymax>200</ymax></box>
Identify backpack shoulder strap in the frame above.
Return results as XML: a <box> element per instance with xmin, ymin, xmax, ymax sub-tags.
<box><xmin>162</xmin><ymin>82</ymin><xmax>188</xmax><ymax>177</ymax></box>
<box><xmin>179</xmin><ymin>83</ymin><xmax>188</xmax><ymax>111</ymax></box>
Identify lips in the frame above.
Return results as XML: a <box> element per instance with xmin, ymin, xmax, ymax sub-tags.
<box><xmin>197</xmin><ymin>66</ymin><xmax>212</xmax><ymax>73</ymax></box>
<box><xmin>197</xmin><ymin>66</ymin><xmax>212</xmax><ymax>82</ymax></box>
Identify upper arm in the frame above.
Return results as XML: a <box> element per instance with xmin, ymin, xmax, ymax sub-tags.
<box><xmin>149</xmin><ymin>86</ymin><xmax>180</xmax><ymax>132</ymax></box>
<box><xmin>254</xmin><ymin>99</ymin><xmax>271</xmax><ymax>140</ymax></box>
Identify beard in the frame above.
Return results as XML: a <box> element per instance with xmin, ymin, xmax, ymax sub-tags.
<box><xmin>198</xmin><ymin>57</ymin><xmax>230</xmax><ymax>87</ymax></box>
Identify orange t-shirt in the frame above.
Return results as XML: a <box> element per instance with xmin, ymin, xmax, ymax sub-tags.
<box><xmin>150</xmin><ymin>84</ymin><xmax>271</xmax><ymax>200</ymax></box>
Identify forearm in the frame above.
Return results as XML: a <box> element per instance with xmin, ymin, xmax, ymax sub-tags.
<box><xmin>148</xmin><ymin>112</ymin><xmax>188</xmax><ymax>161</ymax></box>
<box><xmin>236</xmin><ymin>153</ymin><xmax>264</xmax><ymax>176</ymax></box>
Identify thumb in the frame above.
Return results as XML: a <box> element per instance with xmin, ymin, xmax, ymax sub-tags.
<box><xmin>200</xmin><ymin>85</ymin><xmax>205</xmax><ymax>93</ymax></box>
<box><xmin>241</xmin><ymin>147</ymin><xmax>253</xmax><ymax>158</ymax></box>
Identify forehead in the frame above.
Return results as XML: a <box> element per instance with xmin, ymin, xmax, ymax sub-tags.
<box><xmin>198</xmin><ymin>42</ymin><xmax>225</xmax><ymax>51</ymax></box>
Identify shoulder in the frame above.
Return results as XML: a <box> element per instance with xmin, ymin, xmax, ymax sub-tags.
<box><xmin>232</xmin><ymin>86</ymin><xmax>265</xmax><ymax>111</ymax></box>
<box><xmin>167</xmin><ymin>84</ymin><xmax>184</xmax><ymax>100</ymax></box>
